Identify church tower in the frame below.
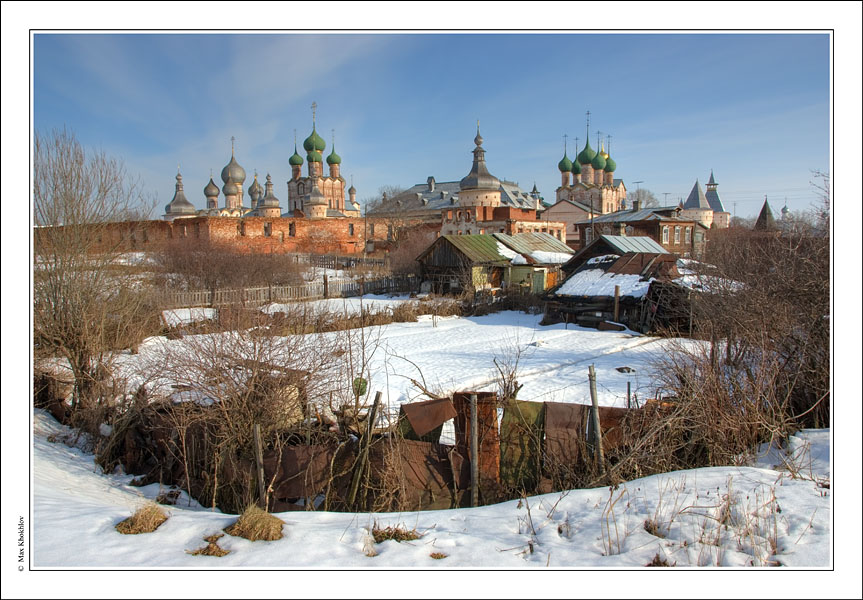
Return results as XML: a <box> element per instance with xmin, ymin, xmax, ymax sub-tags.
<box><xmin>458</xmin><ymin>123</ymin><xmax>501</xmax><ymax>208</ymax></box>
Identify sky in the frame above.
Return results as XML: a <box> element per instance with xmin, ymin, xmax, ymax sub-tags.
<box><xmin>30</xmin><ymin>30</ymin><xmax>832</xmax><ymax>219</ymax></box>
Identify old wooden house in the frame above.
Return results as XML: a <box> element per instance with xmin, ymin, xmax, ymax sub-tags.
<box><xmin>416</xmin><ymin>233</ymin><xmax>574</xmax><ymax>295</ymax></box>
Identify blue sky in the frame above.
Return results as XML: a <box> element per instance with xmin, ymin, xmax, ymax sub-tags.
<box><xmin>33</xmin><ymin>32</ymin><xmax>829</xmax><ymax>218</ymax></box>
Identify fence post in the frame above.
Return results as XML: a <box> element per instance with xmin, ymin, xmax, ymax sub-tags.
<box><xmin>470</xmin><ymin>393</ymin><xmax>479</xmax><ymax>508</ymax></box>
<box><xmin>613</xmin><ymin>285</ymin><xmax>620</xmax><ymax>322</ymax></box>
<box><xmin>627</xmin><ymin>381</ymin><xmax>632</xmax><ymax>410</ymax></box>
<box><xmin>347</xmin><ymin>391</ymin><xmax>382</xmax><ymax>510</ymax></box>
<box><xmin>323</xmin><ymin>274</ymin><xmax>329</xmax><ymax>299</ymax></box>
<box><xmin>253</xmin><ymin>423</ymin><xmax>267</xmax><ymax>511</ymax></box>
<box><xmin>588</xmin><ymin>365</ymin><xmax>605</xmax><ymax>477</ymax></box>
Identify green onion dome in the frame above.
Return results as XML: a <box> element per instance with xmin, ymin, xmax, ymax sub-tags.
<box><xmin>307</xmin><ymin>150</ymin><xmax>323</xmax><ymax>163</ymax></box>
<box><xmin>604</xmin><ymin>155</ymin><xmax>617</xmax><ymax>173</ymax></box>
<box><xmin>591</xmin><ymin>150</ymin><xmax>607</xmax><ymax>171</ymax></box>
<box><xmin>326</xmin><ymin>147</ymin><xmax>342</xmax><ymax>165</ymax></box>
<box><xmin>558</xmin><ymin>152</ymin><xmax>573</xmax><ymax>173</ymax></box>
<box><xmin>288</xmin><ymin>144</ymin><xmax>304</xmax><ymax>166</ymax></box>
<box><xmin>303</xmin><ymin>127</ymin><xmax>326</xmax><ymax>152</ymax></box>
<box><xmin>577</xmin><ymin>139</ymin><xmax>596</xmax><ymax>165</ymax></box>
<box><xmin>571</xmin><ymin>160</ymin><xmax>581</xmax><ymax>174</ymax></box>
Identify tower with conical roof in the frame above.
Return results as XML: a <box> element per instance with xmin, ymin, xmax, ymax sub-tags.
<box><xmin>255</xmin><ymin>173</ymin><xmax>281</xmax><ymax>218</ymax></box>
<box><xmin>703</xmin><ymin>170</ymin><xmax>730</xmax><ymax>228</ymax></box>
<box><xmin>458</xmin><ymin>123</ymin><xmax>502</xmax><ymax>208</ymax></box>
<box><xmin>163</xmin><ymin>169</ymin><xmax>197</xmax><ymax>220</ymax></box>
<box><xmin>754</xmin><ymin>197</ymin><xmax>777</xmax><ymax>231</ymax></box>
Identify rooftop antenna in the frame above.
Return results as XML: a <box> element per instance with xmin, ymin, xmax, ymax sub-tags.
<box><xmin>663</xmin><ymin>192</ymin><xmax>670</xmax><ymax>203</ymax></box>
<box><xmin>633</xmin><ymin>180</ymin><xmax>644</xmax><ymax>191</ymax></box>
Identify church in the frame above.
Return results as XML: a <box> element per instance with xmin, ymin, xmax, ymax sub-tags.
<box><xmin>163</xmin><ymin>104</ymin><xmax>360</xmax><ymax>222</ymax></box>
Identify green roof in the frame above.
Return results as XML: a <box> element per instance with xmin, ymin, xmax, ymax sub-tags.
<box><xmin>493</xmin><ymin>232</ymin><xmax>573</xmax><ymax>256</ymax></box>
<box><xmin>439</xmin><ymin>235</ymin><xmax>512</xmax><ymax>265</ymax></box>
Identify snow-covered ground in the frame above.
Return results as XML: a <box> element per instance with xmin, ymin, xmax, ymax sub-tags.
<box><xmin>31</xmin><ymin>409</ymin><xmax>831</xmax><ymax>570</ymax></box>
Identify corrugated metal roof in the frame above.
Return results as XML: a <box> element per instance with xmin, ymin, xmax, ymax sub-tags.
<box><xmin>367</xmin><ymin>179</ymin><xmax>539</xmax><ymax>216</ymax></box>
<box><xmin>443</xmin><ymin>235</ymin><xmax>511</xmax><ymax>264</ymax></box>
<box><xmin>575</xmin><ymin>206</ymin><xmax>687</xmax><ymax>224</ymax></box>
<box><xmin>493</xmin><ymin>232</ymin><xmax>573</xmax><ymax>255</ymax></box>
<box><xmin>599</xmin><ymin>235</ymin><xmax>670</xmax><ymax>255</ymax></box>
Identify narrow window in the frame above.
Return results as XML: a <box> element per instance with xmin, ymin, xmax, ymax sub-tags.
<box><xmin>369</xmin><ymin>223</ymin><xmax>375</xmax><ymax>236</ymax></box>
<box><xmin>349</xmin><ymin>223</ymin><xmax>355</xmax><ymax>236</ymax></box>
<box><xmin>289</xmin><ymin>222</ymin><xmax>296</xmax><ymax>237</ymax></box>
<box><xmin>674</xmin><ymin>226</ymin><xmax>680</xmax><ymax>244</ymax></box>
<box><xmin>685</xmin><ymin>227</ymin><xmax>691</xmax><ymax>244</ymax></box>
<box><xmin>387</xmin><ymin>225</ymin><xmax>394</xmax><ymax>241</ymax></box>
<box><xmin>264</xmin><ymin>222</ymin><xmax>272</xmax><ymax>237</ymax></box>
<box><xmin>662</xmin><ymin>226</ymin><xmax>669</xmax><ymax>244</ymax></box>
<box><xmin>181</xmin><ymin>225</ymin><xmax>187</xmax><ymax>238</ymax></box>
<box><xmin>194</xmin><ymin>222</ymin><xmax>200</xmax><ymax>238</ymax></box>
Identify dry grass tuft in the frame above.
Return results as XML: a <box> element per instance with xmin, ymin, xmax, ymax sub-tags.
<box><xmin>223</xmin><ymin>505</ymin><xmax>285</xmax><ymax>541</ymax></box>
<box><xmin>429</xmin><ymin>551</ymin><xmax>448</xmax><ymax>560</ymax></box>
<box><xmin>646</xmin><ymin>552</ymin><xmax>675</xmax><ymax>567</ymax></box>
<box><xmin>187</xmin><ymin>533</ymin><xmax>230</xmax><ymax>557</ymax></box>
<box><xmin>115</xmin><ymin>502</ymin><xmax>168</xmax><ymax>535</ymax></box>
<box><xmin>371</xmin><ymin>520</ymin><xmax>422</xmax><ymax>544</ymax></box>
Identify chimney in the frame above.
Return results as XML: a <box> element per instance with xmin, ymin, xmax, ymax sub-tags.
<box><xmin>632</xmin><ymin>198</ymin><xmax>640</xmax><ymax>211</ymax></box>
<box><xmin>618</xmin><ymin>222</ymin><xmax>626</xmax><ymax>236</ymax></box>
<box><xmin>427</xmin><ymin>176</ymin><xmax>435</xmax><ymax>192</ymax></box>
<box><xmin>441</xmin><ymin>190</ymin><xmax>449</xmax><ymax>202</ymax></box>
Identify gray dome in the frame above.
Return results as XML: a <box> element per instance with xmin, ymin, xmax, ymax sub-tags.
<box><xmin>204</xmin><ymin>177</ymin><xmax>219</xmax><ymax>197</ymax></box>
<box><xmin>166</xmin><ymin>173</ymin><xmax>196</xmax><ymax>215</ymax></box>
<box><xmin>221</xmin><ymin>154</ymin><xmax>246</xmax><ymax>184</ymax></box>
<box><xmin>222</xmin><ymin>181</ymin><xmax>239</xmax><ymax>197</ymax></box>
<box><xmin>248</xmin><ymin>174</ymin><xmax>263</xmax><ymax>201</ymax></box>
<box><xmin>459</xmin><ymin>128</ymin><xmax>500</xmax><ymax>191</ymax></box>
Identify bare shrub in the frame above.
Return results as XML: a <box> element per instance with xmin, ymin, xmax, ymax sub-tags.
<box><xmin>223</xmin><ymin>505</ymin><xmax>285</xmax><ymax>541</ymax></box>
<box><xmin>371</xmin><ymin>521</ymin><xmax>422</xmax><ymax>544</ymax></box>
<box><xmin>115</xmin><ymin>502</ymin><xmax>168</xmax><ymax>535</ymax></box>
<box><xmin>429</xmin><ymin>552</ymin><xmax>448</xmax><ymax>560</ymax></box>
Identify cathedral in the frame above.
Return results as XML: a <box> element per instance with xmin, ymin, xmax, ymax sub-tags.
<box><xmin>554</xmin><ymin>115</ymin><xmax>627</xmax><ymax>215</ymax></box>
<box><xmin>163</xmin><ymin>105</ymin><xmax>360</xmax><ymax>221</ymax></box>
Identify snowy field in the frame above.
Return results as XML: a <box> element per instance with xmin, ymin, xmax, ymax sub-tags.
<box><xmin>17</xmin><ymin>300</ymin><xmax>850</xmax><ymax>594</ymax></box>
<box><xmin>32</xmin><ymin>409</ymin><xmax>831</xmax><ymax>570</ymax></box>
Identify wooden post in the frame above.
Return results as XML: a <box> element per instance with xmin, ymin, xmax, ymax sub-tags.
<box><xmin>613</xmin><ymin>285</ymin><xmax>620</xmax><ymax>322</ymax></box>
<box><xmin>253</xmin><ymin>423</ymin><xmax>267</xmax><ymax>510</ymax></box>
<box><xmin>627</xmin><ymin>381</ymin><xmax>632</xmax><ymax>410</ymax></box>
<box><xmin>323</xmin><ymin>274</ymin><xmax>329</xmax><ymax>298</ymax></box>
<box><xmin>588</xmin><ymin>365</ymin><xmax>605</xmax><ymax>477</ymax></box>
<box><xmin>470</xmin><ymin>393</ymin><xmax>479</xmax><ymax>508</ymax></box>
<box><xmin>347</xmin><ymin>391</ymin><xmax>382</xmax><ymax>509</ymax></box>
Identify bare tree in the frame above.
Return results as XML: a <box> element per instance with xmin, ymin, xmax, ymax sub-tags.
<box><xmin>33</xmin><ymin>128</ymin><xmax>156</xmax><ymax>429</ymax></box>
<box><xmin>628</xmin><ymin>188</ymin><xmax>660</xmax><ymax>208</ymax></box>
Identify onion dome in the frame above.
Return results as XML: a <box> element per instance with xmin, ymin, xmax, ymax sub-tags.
<box><xmin>591</xmin><ymin>149</ymin><xmax>606</xmax><ymax>171</ymax></box>
<box><xmin>459</xmin><ymin>125</ymin><xmax>500</xmax><ymax>190</ymax></box>
<box><xmin>303</xmin><ymin>126</ymin><xmax>326</xmax><ymax>153</ymax></box>
<box><xmin>571</xmin><ymin>160</ymin><xmax>581</xmax><ymax>175</ymax></box>
<box><xmin>221</xmin><ymin>152</ymin><xmax>246</xmax><ymax>185</ymax></box>
<box><xmin>248</xmin><ymin>173</ymin><xmax>263</xmax><ymax>203</ymax></box>
<box><xmin>604</xmin><ymin>154</ymin><xmax>617</xmax><ymax>173</ymax></box>
<box><xmin>165</xmin><ymin>172</ymin><xmax>196</xmax><ymax>215</ymax></box>
<box><xmin>289</xmin><ymin>144</ymin><xmax>304</xmax><ymax>166</ymax></box>
<box><xmin>577</xmin><ymin>138</ymin><xmax>596</xmax><ymax>165</ymax></box>
<box><xmin>558</xmin><ymin>152</ymin><xmax>573</xmax><ymax>173</ymax></box>
<box><xmin>307</xmin><ymin>149</ymin><xmax>323</xmax><ymax>163</ymax></box>
<box><xmin>326</xmin><ymin>146</ymin><xmax>341</xmax><ymax>165</ymax></box>
<box><xmin>260</xmin><ymin>174</ymin><xmax>280</xmax><ymax>207</ymax></box>
<box><xmin>204</xmin><ymin>177</ymin><xmax>219</xmax><ymax>197</ymax></box>
<box><xmin>348</xmin><ymin>183</ymin><xmax>356</xmax><ymax>195</ymax></box>
<box><xmin>222</xmin><ymin>181</ymin><xmax>239</xmax><ymax>198</ymax></box>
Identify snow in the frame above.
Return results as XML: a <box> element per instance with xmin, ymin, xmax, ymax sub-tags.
<box><xmin>261</xmin><ymin>294</ymin><xmax>415</xmax><ymax>317</ymax></box>
<box><xmin>161</xmin><ymin>307</ymin><xmax>217</xmax><ymax>327</ymax></box>
<box><xmin>555</xmin><ymin>269</ymin><xmax>653</xmax><ymax>299</ymax></box>
<box><xmin>528</xmin><ymin>250</ymin><xmax>573</xmax><ymax>265</ymax></box>
<box><xmin>30</xmin><ymin>408</ymin><xmax>831</xmax><ymax>570</ymax></box>
<box><xmin>496</xmin><ymin>241</ymin><xmax>527</xmax><ymax>264</ymax></box>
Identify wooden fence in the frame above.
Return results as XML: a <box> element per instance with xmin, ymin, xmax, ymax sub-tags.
<box><xmin>160</xmin><ymin>274</ymin><xmax>418</xmax><ymax>308</ymax></box>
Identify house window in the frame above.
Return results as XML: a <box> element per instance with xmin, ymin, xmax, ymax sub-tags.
<box><xmin>585</xmin><ymin>227</ymin><xmax>593</xmax><ymax>244</ymax></box>
<box><xmin>369</xmin><ymin>223</ymin><xmax>375</xmax><ymax>236</ymax></box>
<box><xmin>264</xmin><ymin>222</ymin><xmax>272</xmax><ymax>237</ymax></box>
<box><xmin>387</xmin><ymin>225</ymin><xmax>394</xmax><ymax>241</ymax></box>
<box><xmin>685</xmin><ymin>227</ymin><xmax>692</xmax><ymax>244</ymax></box>
<box><xmin>349</xmin><ymin>223</ymin><xmax>354</xmax><ymax>236</ymax></box>
<box><xmin>625</xmin><ymin>226</ymin><xmax>634</xmax><ymax>236</ymax></box>
<box><xmin>288</xmin><ymin>222</ymin><xmax>296</xmax><ymax>237</ymax></box>
<box><xmin>662</xmin><ymin>226</ymin><xmax>669</xmax><ymax>244</ymax></box>
<box><xmin>674</xmin><ymin>226</ymin><xmax>680</xmax><ymax>244</ymax></box>
<box><xmin>695</xmin><ymin>231</ymin><xmax>703</xmax><ymax>242</ymax></box>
